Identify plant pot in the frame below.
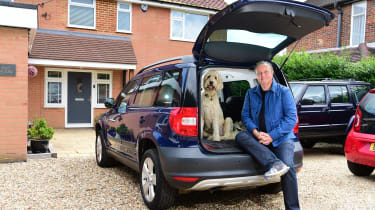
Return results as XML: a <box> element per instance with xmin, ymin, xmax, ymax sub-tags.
<box><xmin>30</xmin><ymin>139</ymin><xmax>49</xmax><ymax>153</ymax></box>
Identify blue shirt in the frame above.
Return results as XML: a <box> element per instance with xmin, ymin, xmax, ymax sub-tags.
<box><xmin>241</xmin><ymin>79</ymin><xmax>297</xmax><ymax>147</ymax></box>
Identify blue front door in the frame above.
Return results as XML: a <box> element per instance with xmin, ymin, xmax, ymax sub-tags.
<box><xmin>68</xmin><ymin>72</ymin><xmax>92</xmax><ymax>124</ymax></box>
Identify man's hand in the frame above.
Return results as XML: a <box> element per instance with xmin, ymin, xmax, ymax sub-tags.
<box><xmin>258</xmin><ymin>132</ymin><xmax>273</xmax><ymax>145</ymax></box>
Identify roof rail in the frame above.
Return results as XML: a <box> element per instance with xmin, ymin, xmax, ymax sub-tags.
<box><xmin>137</xmin><ymin>55</ymin><xmax>194</xmax><ymax>75</ymax></box>
<box><xmin>296</xmin><ymin>78</ymin><xmax>356</xmax><ymax>82</ymax></box>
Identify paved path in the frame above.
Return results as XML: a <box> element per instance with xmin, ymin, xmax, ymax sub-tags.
<box><xmin>51</xmin><ymin>128</ymin><xmax>95</xmax><ymax>157</ymax></box>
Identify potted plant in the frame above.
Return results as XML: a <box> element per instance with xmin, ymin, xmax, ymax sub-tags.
<box><xmin>28</xmin><ymin>118</ymin><xmax>55</xmax><ymax>153</ymax></box>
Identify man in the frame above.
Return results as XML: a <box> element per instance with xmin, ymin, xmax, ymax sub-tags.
<box><xmin>236</xmin><ymin>61</ymin><xmax>299</xmax><ymax>210</ymax></box>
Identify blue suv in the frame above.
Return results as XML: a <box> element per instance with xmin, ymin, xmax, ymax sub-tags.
<box><xmin>95</xmin><ymin>1</ymin><xmax>333</xmax><ymax>209</ymax></box>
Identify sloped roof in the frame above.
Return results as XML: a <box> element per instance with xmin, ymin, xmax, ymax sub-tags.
<box><xmin>152</xmin><ymin>0</ymin><xmax>227</xmax><ymax>10</ymax></box>
<box><xmin>30</xmin><ymin>29</ymin><xmax>137</xmax><ymax>65</ymax></box>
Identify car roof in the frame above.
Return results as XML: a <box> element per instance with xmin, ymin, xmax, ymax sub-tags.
<box><xmin>289</xmin><ymin>79</ymin><xmax>371</xmax><ymax>85</ymax></box>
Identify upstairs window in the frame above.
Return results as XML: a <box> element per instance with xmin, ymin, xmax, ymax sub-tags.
<box><xmin>170</xmin><ymin>11</ymin><xmax>208</xmax><ymax>42</ymax></box>
<box><xmin>117</xmin><ymin>3</ymin><xmax>132</xmax><ymax>33</ymax></box>
<box><xmin>351</xmin><ymin>1</ymin><xmax>366</xmax><ymax>46</ymax></box>
<box><xmin>69</xmin><ymin>0</ymin><xmax>96</xmax><ymax>29</ymax></box>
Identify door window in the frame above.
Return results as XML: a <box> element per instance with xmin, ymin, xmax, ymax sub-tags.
<box><xmin>350</xmin><ymin>85</ymin><xmax>371</xmax><ymax>104</ymax></box>
<box><xmin>290</xmin><ymin>84</ymin><xmax>305</xmax><ymax>100</ymax></box>
<box><xmin>133</xmin><ymin>74</ymin><xmax>162</xmax><ymax>107</ymax></box>
<box><xmin>154</xmin><ymin>69</ymin><xmax>182</xmax><ymax>107</ymax></box>
<box><xmin>118</xmin><ymin>80</ymin><xmax>138</xmax><ymax>106</ymax></box>
<box><xmin>328</xmin><ymin>86</ymin><xmax>350</xmax><ymax>103</ymax></box>
<box><xmin>301</xmin><ymin>86</ymin><xmax>326</xmax><ymax>105</ymax></box>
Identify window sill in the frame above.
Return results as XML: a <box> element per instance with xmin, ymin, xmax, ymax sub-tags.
<box><xmin>44</xmin><ymin>104</ymin><xmax>64</xmax><ymax>108</ymax></box>
<box><xmin>94</xmin><ymin>105</ymin><xmax>108</xmax><ymax>109</ymax></box>
<box><xmin>170</xmin><ymin>37</ymin><xmax>195</xmax><ymax>43</ymax></box>
<box><xmin>67</xmin><ymin>25</ymin><xmax>97</xmax><ymax>31</ymax></box>
<box><xmin>116</xmin><ymin>30</ymin><xmax>132</xmax><ymax>34</ymax></box>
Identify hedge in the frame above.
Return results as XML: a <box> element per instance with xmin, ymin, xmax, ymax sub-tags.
<box><xmin>273</xmin><ymin>51</ymin><xmax>375</xmax><ymax>86</ymax></box>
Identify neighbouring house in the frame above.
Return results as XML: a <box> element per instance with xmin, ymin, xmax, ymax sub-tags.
<box><xmin>293</xmin><ymin>0</ymin><xmax>375</xmax><ymax>61</ymax></box>
<box><xmin>0</xmin><ymin>0</ymin><xmax>226</xmax><ymax>162</ymax></box>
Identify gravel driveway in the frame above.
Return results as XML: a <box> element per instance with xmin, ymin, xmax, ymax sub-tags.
<box><xmin>1</xmin><ymin>143</ymin><xmax>374</xmax><ymax>209</ymax></box>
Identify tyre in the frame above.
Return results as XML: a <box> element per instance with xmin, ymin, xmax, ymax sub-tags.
<box><xmin>258</xmin><ymin>182</ymin><xmax>282</xmax><ymax>194</ymax></box>
<box><xmin>140</xmin><ymin>149</ymin><xmax>176</xmax><ymax>210</ymax></box>
<box><xmin>95</xmin><ymin>132</ymin><xmax>116</xmax><ymax>167</ymax></box>
<box><xmin>300</xmin><ymin>139</ymin><xmax>316</xmax><ymax>149</ymax></box>
<box><xmin>347</xmin><ymin>160</ymin><xmax>374</xmax><ymax>176</ymax></box>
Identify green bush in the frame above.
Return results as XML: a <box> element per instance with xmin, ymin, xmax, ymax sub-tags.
<box><xmin>28</xmin><ymin>118</ymin><xmax>55</xmax><ymax>140</ymax></box>
<box><xmin>273</xmin><ymin>51</ymin><xmax>375</xmax><ymax>86</ymax></box>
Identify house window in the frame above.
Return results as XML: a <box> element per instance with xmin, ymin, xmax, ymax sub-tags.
<box><xmin>170</xmin><ymin>11</ymin><xmax>208</xmax><ymax>42</ymax></box>
<box><xmin>117</xmin><ymin>3</ymin><xmax>131</xmax><ymax>33</ymax></box>
<box><xmin>69</xmin><ymin>0</ymin><xmax>96</xmax><ymax>29</ymax></box>
<box><xmin>94</xmin><ymin>72</ymin><xmax>112</xmax><ymax>107</ymax></box>
<box><xmin>45</xmin><ymin>70</ymin><xmax>64</xmax><ymax>107</ymax></box>
<box><xmin>351</xmin><ymin>1</ymin><xmax>366</xmax><ymax>46</ymax></box>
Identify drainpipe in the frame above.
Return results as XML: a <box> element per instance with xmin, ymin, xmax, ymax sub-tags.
<box><xmin>335</xmin><ymin>2</ymin><xmax>343</xmax><ymax>47</ymax></box>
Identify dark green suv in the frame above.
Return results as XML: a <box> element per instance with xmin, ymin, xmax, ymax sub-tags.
<box><xmin>290</xmin><ymin>79</ymin><xmax>372</xmax><ymax>148</ymax></box>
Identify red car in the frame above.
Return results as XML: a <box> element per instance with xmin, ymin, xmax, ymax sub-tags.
<box><xmin>345</xmin><ymin>89</ymin><xmax>375</xmax><ymax>176</ymax></box>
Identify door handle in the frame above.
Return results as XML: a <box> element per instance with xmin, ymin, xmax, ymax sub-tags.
<box><xmin>139</xmin><ymin>116</ymin><xmax>145</xmax><ymax>124</ymax></box>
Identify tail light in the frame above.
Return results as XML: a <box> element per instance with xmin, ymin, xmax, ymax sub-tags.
<box><xmin>169</xmin><ymin>107</ymin><xmax>198</xmax><ymax>136</ymax></box>
<box><xmin>293</xmin><ymin>114</ymin><xmax>299</xmax><ymax>134</ymax></box>
<box><xmin>353</xmin><ymin>108</ymin><xmax>362</xmax><ymax>132</ymax></box>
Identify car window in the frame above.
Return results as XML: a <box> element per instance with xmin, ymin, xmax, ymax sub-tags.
<box><xmin>154</xmin><ymin>69</ymin><xmax>182</xmax><ymax>107</ymax></box>
<box><xmin>301</xmin><ymin>86</ymin><xmax>326</xmax><ymax>105</ymax></box>
<box><xmin>350</xmin><ymin>85</ymin><xmax>371</xmax><ymax>104</ymax></box>
<box><xmin>328</xmin><ymin>86</ymin><xmax>350</xmax><ymax>103</ymax></box>
<box><xmin>290</xmin><ymin>84</ymin><xmax>305</xmax><ymax>100</ymax></box>
<box><xmin>133</xmin><ymin>74</ymin><xmax>162</xmax><ymax>107</ymax></box>
<box><xmin>223</xmin><ymin>80</ymin><xmax>250</xmax><ymax>98</ymax></box>
<box><xmin>117</xmin><ymin>80</ymin><xmax>137</xmax><ymax>106</ymax></box>
<box><xmin>359</xmin><ymin>92</ymin><xmax>375</xmax><ymax>134</ymax></box>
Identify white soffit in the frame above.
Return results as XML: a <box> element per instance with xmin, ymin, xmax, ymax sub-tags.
<box><xmin>0</xmin><ymin>5</ymin><xmax>37</xmax><ymax>29</ymax></box>
<box><xmin>117</xmin><ymin>0</ymin><xmax>217</xmax><ymax>15</ymax></box>
<box><xmin>28</xmin><ymin>59</ymin><xmax>137</xmax><ymax>70</ymax></box>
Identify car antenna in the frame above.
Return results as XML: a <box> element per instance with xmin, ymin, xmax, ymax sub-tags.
<box><xmin>279</xmin><ymin>40</ymin><xmax>300</xmax><ymax>71</ymax></box>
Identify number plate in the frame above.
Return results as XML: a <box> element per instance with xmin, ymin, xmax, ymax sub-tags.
<box><xmin>370</xmin><ymin>143</ymin><xmax>375</xmax><ymax>152</ymax></box>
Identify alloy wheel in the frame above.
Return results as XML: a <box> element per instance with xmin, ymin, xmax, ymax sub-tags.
<box><xmin>96</xmin><ymin>136</ymin><xmax>102</xmax><ymax>162</ymax></box>
<box><xmin>142</xmin><ymin>157</ymin><xmax>157</xmax><ymax>202</ymax></box>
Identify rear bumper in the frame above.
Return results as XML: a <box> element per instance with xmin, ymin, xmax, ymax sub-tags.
<box><xmin>345</xmin><ymin>129</ymin><xmax>375</xmax><ymax>167</ymax></box>
<box><xmin>158</xmin><ymin>141</ymin><xmax>303</xmax><ymax>190</ymax></box>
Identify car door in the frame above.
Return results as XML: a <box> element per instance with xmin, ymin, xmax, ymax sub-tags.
<box><xmin>120</xmin><ymin>73</ymin><xmax>163</xmax><ymax>161</ymax></box>
<box><xmin>106</xmin><ymin>80</ymin><xmax>138</xmax><ymax>155</ymax></box>
<box><xmin>327</xmin><ymin>85</ymin><xmax>354</xmax><ymax>135</ymax></box>
<box><xmin>297</xmin><ymin>85</ymin><xmax>331</xmax><ymax>138</ymax></box>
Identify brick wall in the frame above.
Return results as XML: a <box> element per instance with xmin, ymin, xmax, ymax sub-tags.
<box><xmin>16</xmin><ymin>0</ymin><xmax>196</xmax><ymax>73</ymax></box>
<box><xmin>0</xmin><ymin>27</ymin><xmax>29</xmax><ymax>162</ymax></box>
<box><xmin>293</xmin><ymin>0</ymin><xmax>375</xmax><ymax>52</ymax></box>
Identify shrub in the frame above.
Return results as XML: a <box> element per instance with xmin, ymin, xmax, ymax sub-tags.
<box><xmin>28</xmin><ymin>118</ymin><xmax>55</xmax><ymax>140</ymax></box>
<box><xmin>273</xmin><ymin>51</ymin><xmax>375</xmax><ymax>86</ymax></box>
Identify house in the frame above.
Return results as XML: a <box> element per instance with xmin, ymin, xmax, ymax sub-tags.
<box><xmin>0</xmin><ymin>0</ymin><xmax>226</xmax><ymax>162</ymax></box>
<box><xmin>294</xmin><ymin>0</ymin><xmax>375</xmax><ymax>60</ymax></box>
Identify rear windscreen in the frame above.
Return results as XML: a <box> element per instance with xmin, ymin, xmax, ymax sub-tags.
<box><xmin>359</xmin><ymin>93</ymin><xmax>375</xmax><ymax>134</ymax></box>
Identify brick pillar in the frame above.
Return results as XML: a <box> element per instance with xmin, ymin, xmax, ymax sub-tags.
<box><xmin>0</xmin><ymin>27</ymin><xmax>29</xmax><ymax>162</ymax></box>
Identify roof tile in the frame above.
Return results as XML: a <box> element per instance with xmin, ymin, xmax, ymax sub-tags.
<box><xmin>153</xmin><ymin>0</ymin><xmax>227</xmax><ymax>10</ymax></box>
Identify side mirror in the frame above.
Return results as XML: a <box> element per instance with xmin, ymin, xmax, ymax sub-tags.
<box><xmin>118</xmin><ymin>101</ymin><xmax>127</xmax><ymax>114</ymax></box>
<box><xmin>105</xmin><ymin>98</ymin><xmax>115</xmax><ymax>108</ymax></box>
<box><xmin>301</xmin><ymin>98</ymin><xmax>314</xmax><ymax>105</ymax></box>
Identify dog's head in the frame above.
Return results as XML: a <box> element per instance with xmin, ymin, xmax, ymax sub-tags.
<box><xmin>203</xmin><ymin>71</ymin><xmax>223</xmax><ymax>92</ymax></box>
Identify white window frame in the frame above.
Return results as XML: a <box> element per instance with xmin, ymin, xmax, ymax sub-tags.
<box><xmin>68</xmin><ymin>0</ymin><xmax>96</xmax><ymax>30</ymax></box>
<box><xmin>350</xmin><ymin>0</ymin><xmax>367</xmax><ymax>46</ymax></box>
<box><xmin>44</xmin><ymin>70</ymin><xmax>66</xmax><ymax>108</ymax></box>
<box><xmin>117</xmin><ymin>2</ymin><xmax>132</xmax><ymax>33</ymax></box>
<box><xmin>170</xmin><ymin>10</ymin><xmax>208</xmax><ymax>42</ymax></box>
<box><xmin>93</xmin><ymin>71</ymin><xmax>112</xmax><ymax>108</ymax></box>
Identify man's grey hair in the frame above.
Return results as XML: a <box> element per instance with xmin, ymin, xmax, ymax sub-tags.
<box><xmin>255</xmin><ymin>61</ymin><xmax>274</xmax><ymax>73</ymax></box>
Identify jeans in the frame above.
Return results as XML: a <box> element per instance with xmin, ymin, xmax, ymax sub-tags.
<box><xmin>236</xmin><ymin>130</ymin><xmax>300</xmax><ymax>210</ymax></box>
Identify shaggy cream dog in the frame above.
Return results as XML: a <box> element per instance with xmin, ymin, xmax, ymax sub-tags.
<box><xmin>201</xmin><ymin>70</ymin><xmax>233</xmax><ymax>141</ymax></box>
